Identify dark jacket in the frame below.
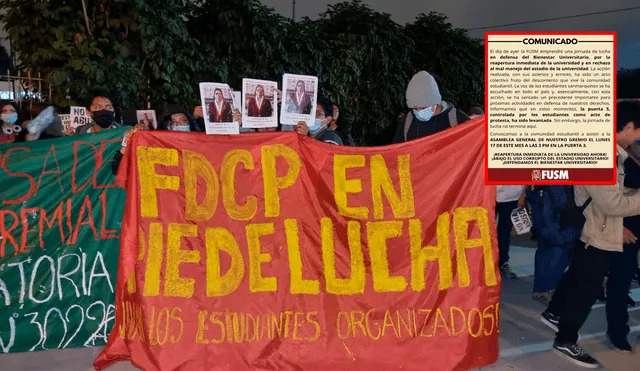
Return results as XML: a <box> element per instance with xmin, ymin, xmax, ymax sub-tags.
<box><xmin>76</xmin><ymin>121</ymin><xmax>122</xmax><ymax>135</ymax></box>
<box><xmin>392</xmin><ymin>102</ymin><xmax>469</xmax><ymax>143</ymax></box>
<box><xmin>623</xmin><ymin>158</ymin><xmax>640</xmax><ymax>236</ymax></box>
<box><xmin>314</xmin><ymin>128</ymin><xmax>343</xmax><ymax>145</ymax></box>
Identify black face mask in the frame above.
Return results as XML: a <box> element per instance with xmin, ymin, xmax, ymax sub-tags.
<box><xmin>92</xmin><ymin>110</ymin><xmax>115</xmax><ymax>128</ymax></box>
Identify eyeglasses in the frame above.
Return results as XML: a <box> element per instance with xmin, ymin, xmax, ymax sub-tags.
<box><xmin>316</xmin><ymin>112</ymin><xmax>326</xmax><ymax>119</ymax></box>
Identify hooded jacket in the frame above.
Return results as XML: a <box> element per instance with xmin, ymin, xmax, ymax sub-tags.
<box><xmin>157</xmin><ymin>104</ymin><xmax>204</xmax><ymax>132</ymax></box>
<box><xmin>392</xmin><ymin>102</ymin><xmax>469</xmax><ymax>143</ymax></box>
<box><xmin>576</xmin><ymin>145</ymin><xmax>640</xmax><ymax>252</ymax></box>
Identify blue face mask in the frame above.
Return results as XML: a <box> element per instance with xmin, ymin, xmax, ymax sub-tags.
<box><xmin>169</xmin><ymin>125</ymin><xmax>190</xmax><ymax>132</ymax></box>
<box><xmin>413</xmin><ymin>107</ymin><xmax>435</xmax><ymax>122</ymax></box>
<box><xmin>309</xmin><ymin>119</ymin><xmax>325</xmax><ymax>135</ymax></box>
<box><xmin>1</xmin><ymin>113</ymin><xmax>18</xmax><ymax>125</ymax></box>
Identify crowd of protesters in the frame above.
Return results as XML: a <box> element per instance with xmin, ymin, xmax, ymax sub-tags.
<box><xmin>2</xmin><ymin>70</ymin><xmax>640</xmax><ymax>369</ymax></box>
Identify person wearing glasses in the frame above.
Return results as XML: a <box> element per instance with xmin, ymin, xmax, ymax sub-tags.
<box><xmin>76</xmin><ymin>88</ymin><xmax>122</xmax><ymax>135</ymax></box>
<box><xmin>112</xmin><ymin>104</ymin><xmax>203</xmax><ymax>175</ymax></box>
<box><xmin>294</xmin><ymin>96</ymin><xmax>343</xmax><ymax>145</ymax></box>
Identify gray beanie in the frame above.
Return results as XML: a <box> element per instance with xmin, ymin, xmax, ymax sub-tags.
<box><xmin>405</xmin><ymin>71</ymin><xmax>442</xmax><ymax>109</ymax></box>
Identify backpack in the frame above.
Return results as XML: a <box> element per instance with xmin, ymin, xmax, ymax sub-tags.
<box><xmin>403</xmin><ymin>106</ymin><xmax>458</xmax><ymax>141</ymax></box>
<box><xmin>526</xmin><ymin>186</ymin><xmax>592</xmax><ymax>249</ymax></box>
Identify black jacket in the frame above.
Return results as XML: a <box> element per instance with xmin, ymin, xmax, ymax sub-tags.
<box><xmin>623</xmin><ymin>158</ymin><xmax>640</xmax><ymax>235</ymax></box>
<box><xmin>392</xmin><ymin>102</ymin><xmax>469</xmax><ymax>143</ymax></box>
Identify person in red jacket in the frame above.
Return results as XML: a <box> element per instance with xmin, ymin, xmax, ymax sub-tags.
<box><xmin>247</xmin><ymin>84</ymin><xmax>273</xmax><ymax>117</ymax></box>
<box><xmin>208</xmin><ymin>88</ymin><xmax>233</xmax><ymax>122</ymax></box>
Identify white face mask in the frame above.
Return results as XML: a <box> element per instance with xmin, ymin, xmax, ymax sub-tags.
<box><xmin>413</xmin><ymin>106</ymin><xmax>435</xmax><ymax>122</ymax></box>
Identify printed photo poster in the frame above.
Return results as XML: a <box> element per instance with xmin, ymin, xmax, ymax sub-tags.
<box><xmin>59</xmin><ymin>114</ymin><xmax>74</xmax><ymax>135</ymax></box>
<box><xmin>70</xmin><ymin>106</ymin><xmax>92</xmax><ymax>130</ymax></box>
<box><xmin>136</xmin><ymin>110</ymin><xmax>157</xmax><ymax>129</ymax></box>
<box><xmin>232</xmin><ymin>91</ymin><xmax>241</xmax><ymax>108</ymax></box>
<box><xmin>198</xmin><ymin>82</ymin><xmax>240</xmax><ymax>135</ymax></box>
<box><xmin>242</xmin><ymin>78</ymin><xmax>278</xmax><ymax>128</ymax></box>
<box><xmin>510</xmin><ymin>208</ymin><xmax>532</xmax><ymax>235</ymax></box>
<box><xmin>280</xmin><ymin>73</ymin><xmax>318</xmax><ymax>127</ymax></box>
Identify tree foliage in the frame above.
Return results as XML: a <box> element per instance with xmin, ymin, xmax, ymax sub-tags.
<box><xmin>0</xmin><ymin>0</ymin><xmax>484</xmax><ymax>145</ymax></box>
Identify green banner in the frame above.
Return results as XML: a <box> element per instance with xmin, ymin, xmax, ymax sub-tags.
<box><xmin>0</xmin><ymin>128</ymin><xmax>127</xmax><ymax>353</ymax></box>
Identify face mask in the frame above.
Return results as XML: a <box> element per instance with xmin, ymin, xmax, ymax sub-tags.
<box><xmin>92</xmin><ymin>110</ymin><xmax>115</xmax><ymax>128</ymax></box>
<box><xmin>1</xmin><ymin>113</ymin><xmax>18</xmax><ymax>125</ymax></box>
<box><xmin>169</xmin><ymin>125</ymin><xmax>190</xmax><ymax>132</ymax></box>
<box><xmin>413</xmin><ymin>107</ymin><xmax>435</xmax><ymax>122</ymax></box>
<box><xmin>309</xmin><ymin>119</ymin><xmax>326</xmax><ymax>135</ymax></box>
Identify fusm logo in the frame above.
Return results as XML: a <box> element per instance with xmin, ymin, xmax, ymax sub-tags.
<box><xmin>542</xmin><ymin>170</ymin><xmax>569</xmax><ymax>180</ymax></box>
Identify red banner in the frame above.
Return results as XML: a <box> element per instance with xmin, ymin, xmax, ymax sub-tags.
<box><xmin>95</xmin><ymin>118</ymin><xmax>500</xmax><ymax>371</ymax></box>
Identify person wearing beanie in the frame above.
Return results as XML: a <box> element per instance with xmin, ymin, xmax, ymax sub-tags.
<box><xmin>392</xmin><ymin>71</ymin><xmax>470</xmax><ymax>143</ymax></box>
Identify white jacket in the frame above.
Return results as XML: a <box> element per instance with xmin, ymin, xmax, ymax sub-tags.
<box><xmin>576</xmin><ymin>146</ymin><xmax>640</xmax><ymax>252</ymax></box>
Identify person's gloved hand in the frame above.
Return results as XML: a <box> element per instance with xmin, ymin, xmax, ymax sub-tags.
<box><xmin>26</xmin><ymin>106</ymin><xmax>55</xmax><ymax>134</ymax></box>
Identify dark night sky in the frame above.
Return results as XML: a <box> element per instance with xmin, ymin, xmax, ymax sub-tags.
<box><xmin>262</xmin><ymin>0</ymin><xmax>640</xmax><ymax>68</ymax></box>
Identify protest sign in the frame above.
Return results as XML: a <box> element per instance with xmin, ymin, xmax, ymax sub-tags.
<box><xmin>231</xmin><ymin>90</ymin><xmax>241</xmax><ymax>107</ymax></box>
<box><xmin>242</xmin><ymin>78</ymin><xmax>278</xmax><ymax>129</ymax></box>
<box><xmin>58</xmin><ymin>114</ymin><xmax>74</xmax><ymax>135</ymax></box>
<box><xmin>280</xmin><ymin>73</ymin><xmax>317</xmax><ymax>127</ymax></box>
<box><xmin>0</xmin><ymin>128</ymin><xmax>127</xmax><ymax>353</ymax></box>
<box><xmin>95</xmin><ymin>120</ymin><xmax>500</xmax><ymax>371</ymax></box>
<box><xmin>70</xmin><ymin>106</ymin><xmax>92</xmax><ymax>130</ymax></box>
<box><xmin>510</xmin><ymin>208</ymin><xmax>532</xmax><ymax>235</ymax></box>
<box><xmin>136</xmin><ymin>110</ymin><xmax>157</xmax><ymax>129</ymax></box>
<box><xmin>199</xmin><ymin>83</ymin><xmax>239</xmax><ymax>135</ymax></box>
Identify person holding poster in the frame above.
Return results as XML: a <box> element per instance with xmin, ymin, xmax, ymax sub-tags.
<box><xmin>541</xmin><ymin>100</ymin><xmax>640</xmax><ymax>368</ymax></box>
<box><xmin>293</xmin><ymin>96</ymin><xmax>343</xmax><ymax>145</ymax></box>
<box><xmin>76</xmin><ymin>88</ymin><xmax>121</xmax><ymax>134</ymax></box>
<box><xmin>113</xmin><ymin>104</ymin><xmax>202</xmax><ymax>175</ymax></box>
<box><xmin>199</xmin><ymin>83</ymin><xmax>239</xmax><ymax>135</ymax></box>
<box><xmin>242</xmin><ymin>78</ymin><xmax>277</xmax><ymax>129</ymax></box>
<box><xmin>392</xmin><ymin>71</ymin><xmax>469</xmax><ymax>143</ymax></box>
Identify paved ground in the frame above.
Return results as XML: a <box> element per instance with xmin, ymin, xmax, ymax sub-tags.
<box><xmin>2</xmin><ymin>234</ymin><xmax>639</xmax><ymax>371</ymax></box>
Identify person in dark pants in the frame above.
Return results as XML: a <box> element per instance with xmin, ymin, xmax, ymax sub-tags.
<box><xmin>540</xmin><ymin>100</ymin><xmax>640</xmax><ymax>368</ymax></box>
<box><xmin>606</xmin><ymin>157</ymin><xmax>640</xmax><ymax>346</ymax></box>
<box><xmin>495</xmin><ymin>186</ymin><xmax>526</xmax><ymax>279</ymax></box>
